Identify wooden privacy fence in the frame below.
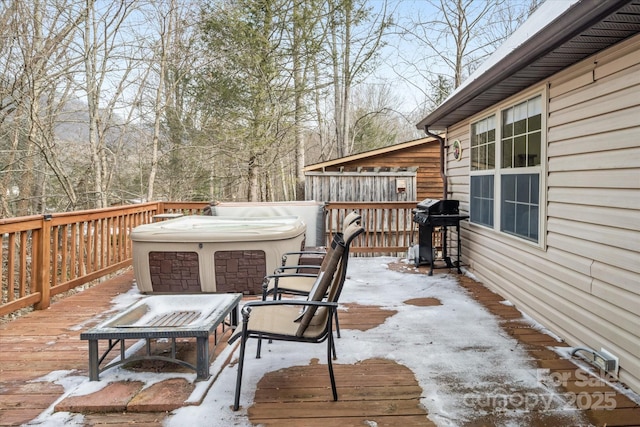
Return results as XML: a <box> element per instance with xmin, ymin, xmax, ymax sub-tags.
<box><xmin>305</xmin><ymin>170</ymin><xmax>417</xmax><ymax>202</ymax></box>
<box><xmin>1</xmin><ymin>201</ymin><xmax>417</xmax><ymax>318</ymax></box>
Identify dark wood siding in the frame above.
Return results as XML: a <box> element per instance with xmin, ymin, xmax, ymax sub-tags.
<box><xmin>307</xmin><ymin>141</ymin><xmax>442</xmax><ymax>201</ymax></box>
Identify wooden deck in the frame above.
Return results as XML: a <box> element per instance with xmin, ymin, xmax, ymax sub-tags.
<box><xmin>1</xmin><ymin>266</ymin><xmax>639</xmax><ymax>426</ymax></box>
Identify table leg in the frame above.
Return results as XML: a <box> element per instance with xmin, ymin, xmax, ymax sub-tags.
<box><xmin>88</xmin><ymin>340</ymin><xmax>99</xmax><ymax>381</ymax></box>
<box><xmin>196</xmin><ymin>336</ymin><xmax>210</xmax><ymax>380</ymax></box>
<box><xmin>231</xmin><ymin>302</ymin><xmax>239</xmax><ymax>327</ymax></box>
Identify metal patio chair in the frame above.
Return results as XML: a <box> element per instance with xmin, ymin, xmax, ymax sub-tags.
<box><xmin>229</xmin><ymin>222</ymin><xmax>364</xmax><ymax>411</ymax></box>
<box><xmin>260</xmin><ymin>211</ymin><xmax>361</xmax><ymax>338</ymax></box>
<box><xmin>277</xmin><ymin>210</ymin><xmax>362</xmax><ymax>272</ymax></box>
<box><xmin>262</xmin><ymin>211</ymin><xmax>361</xmax><ymax>299</ymax></box>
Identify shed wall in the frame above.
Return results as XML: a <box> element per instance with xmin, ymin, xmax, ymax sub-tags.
<box><xmin>306</xmin><ymin>140</ymin><xmax>443</xmax><ymax>201</ymax></box>
<box><xmin>447</xmin><ymin>34</ymin><xmax>640</xmax><ymax>392</ymax></box>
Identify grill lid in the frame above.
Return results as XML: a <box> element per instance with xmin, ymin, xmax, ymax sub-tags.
<box><xmin>416</xmin><ymin>199</ymin><xmax>460</xmax><ymax>215</ymax></box>
<box><xmin>416</xmin><ymin>198</ymin><xmax>440</xmax><ymax>210</ymax></box>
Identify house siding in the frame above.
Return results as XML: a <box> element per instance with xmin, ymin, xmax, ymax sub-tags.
<box><xmin>448</xmin><ymin>34</ymin><xmax>640</xmax><ymax>392</ymax></box>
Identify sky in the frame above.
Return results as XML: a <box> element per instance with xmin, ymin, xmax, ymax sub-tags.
<box><xmin>22</xmin><ymin>256</ymin><xmax>640</xmax><ymax>426</ymax></box>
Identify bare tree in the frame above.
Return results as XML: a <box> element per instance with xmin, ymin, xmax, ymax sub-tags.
<box><xmin>289</xmin><ymin>0</ymin><xmax>326</xmax><ymax>200</ymax></box>
<box><xmin>395</xmin><ymin>0</ymin><xmax>540</xmax><ymax>116</ymax></box>
<box><xmin>145</xmin><ymin>0</ymin><xmax>176</xmax><ymax>202</ymax></box>
<box><xmin>0</xmin><ymin>0</ymin><xmax>85</xmax><ymax>215</ymax></box>
<box><xmin>80</xmin><ymin>0</ymin><xmax>139</xmax><ymax>208</ymax></box>
<box><xmin>348</xmin><ymin>81</ymin><xmax>405</xmax><ymax>154</ymax></box>
<box><xmin>327</xmin><ymin>0</ymin><xmax>392</xmax><ymax>158</ymax></box>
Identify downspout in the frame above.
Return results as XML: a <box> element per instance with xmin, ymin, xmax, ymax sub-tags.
<box><xmin>423</xmin><ymin>125</ymin><xmax>447</xmax><ymax>200</ymax></box>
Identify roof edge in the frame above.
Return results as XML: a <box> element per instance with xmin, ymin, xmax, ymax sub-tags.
<box><xmin>304</xmin><ymin>136</ymin><xmax>438</xmax><ymax>171</ymax></box>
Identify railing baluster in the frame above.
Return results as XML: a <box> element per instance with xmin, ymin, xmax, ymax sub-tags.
<box><xmin>78</xmin><ymin>221</ymin><xmax>86</xmax><ymax>277</ymax></box>
<box><xmin>0</xmin><ymin>233</ymin><xmax>3</xmax><ymax>302</ymax></box>
<box><xmin>52</xmin><ymin>226</ymin><xmax>59</xmax><ymax>289</ymax></box>
<box><xmin>61</xmin><ymin>225</ymin><xmax>68</xmax><ymax>284</ymax></box>
<box><xmin>70</xmin><ymin>222</ymin><xmax>78</xmax><ymax>279</ymax></box>
<box><xmin>92</xmin><ymin>219</ymin><xmax>99</xmax><ymax>273</ymax></box>
<box><xmin>7</xmin><ymin>234</ymin><xmax>16</xmax><ymax>302</ymax></box>
<box><xmin>19</xmin><ymin>232</ymin><xmax>27</xmax><ymax>296</ymax></box>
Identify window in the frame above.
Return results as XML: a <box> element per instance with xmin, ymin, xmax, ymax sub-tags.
<box><xmin>501</xmin><ymin>174</ymin><xmax>539</xmax><ymax>241</ymax></box>
<box><xmin>471</xmin><ymin>115</ymin><xmax>495</xmax><ymax>171</ymax></box>
<box><xmin>470</xmin><ymin>115</ymin><xmax>496</xmax><ymax>227</ymax></box>
<box><xmin>469</xmin><ymin>94</ymin><xmax>543</xmax><ymax>243</ymax></box>
<box><xmin>470</xmin><ymin>175</ymin><xmax>494</xmax><ymax>227</ymax></box>
<box><xmin>502</xmin><ymin>96</ymin><xmax>541</xmax><ymax>168</ymax></box>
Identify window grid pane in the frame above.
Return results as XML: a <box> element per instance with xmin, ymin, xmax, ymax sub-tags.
<box><xmin>501</xmin><ymin>174</ymin><xmax>539</xmax><ymax>241</ymax></box>
<box><xmin>501</xmin><ymin>95</ymin><xmax>542</xmax><ymax>169</ymax></box>
<box><xmin>471</xmin><ymin>115</ymin><xmax>496</xmax><ymax>171</ymax></box>
<box><xmin>470</xmin><ymin>175</ymin><xmax>494</xmax><ymax>227</ymax></box>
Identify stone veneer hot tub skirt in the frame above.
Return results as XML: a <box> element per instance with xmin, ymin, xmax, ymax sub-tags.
<box><xmin>131</xmin><ymin>216</ymin><xmax>306</xmax><ymax>295</ymax></box>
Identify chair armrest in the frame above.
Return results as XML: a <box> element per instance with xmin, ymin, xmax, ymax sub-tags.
<box><xmin>263</xmin><ymin>272</ymin><xmax>318</xmax><ymax>281</ymax></box>
<box><xmin>242</xmin><ymin>299</ymin><xmax>338</xmax><ymax>316</ymax></box>
<box><xmin>229</xmin><ymin>300</ymin><xmax>339</xmax><ymax>345</ymax></box>
<box><xmin>275</xmin><ymin>265</ymin><xmax>321</xmax><ymax>273</ymax></box>
<box><xmin>281</xmin><ymin>251</ymin><xmax>326</xmax><ymax>265</ymax></box>
<box><xmin>261</xmin><ymin>272</ymin><xmax>319</xmax><ymax>300</ymax></box>
<box><xmin>245</xmin><ymin>299</ymin><xmax>338</xmax><ymax>308</ymax></box>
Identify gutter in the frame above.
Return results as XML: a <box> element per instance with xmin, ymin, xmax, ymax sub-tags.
<box><xmin>423</xmin><ymin>126</ymin><xmax>447</xmax><ymax>200</ymax></box>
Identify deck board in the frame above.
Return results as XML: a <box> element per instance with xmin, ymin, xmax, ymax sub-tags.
<box><xmin>1</xmin><ymin>266</ymin><xmax>639</xmax><ymax>427</ymax></box>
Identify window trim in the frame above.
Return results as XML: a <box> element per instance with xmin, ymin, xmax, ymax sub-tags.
<box><xmin>467</xmin><ymin>85</ymin><xmax>548</xmax><ymax>249</ymax></box>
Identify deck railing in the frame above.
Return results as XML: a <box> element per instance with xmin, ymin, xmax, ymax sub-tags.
<box><xmin>324</xmin><ymin>202</ymin><xmax>417</xmax><ymax>255</ymax></box>
<box><xmin>1</xmin><ymin>201</ymin><xmax>417</xmax><ymax>318</ymax></box>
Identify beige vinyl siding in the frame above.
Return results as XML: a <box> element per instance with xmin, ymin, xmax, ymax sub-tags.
<box><xmin>445</xmin><ymin>127</ymin><xmax>471</xmax><ymax>208</ymax></box>
<box><xmin>548</xmin><ymin>187</ymin><xmax>639</xmax><ymax>210</ymax></box>
<box><xmin>544</xmin><ymin>34</ymin><xmax>640</xmax><ymax>391</ymax></box>
<box><xmin>449</xmin><ymin>33</ymin><xmax>640</xmax><ymax>392</ymax></box>
<box><xmin>442</xmin><ymin>127</ymin><xmax>471</xmax><ymax>261</ymax></box>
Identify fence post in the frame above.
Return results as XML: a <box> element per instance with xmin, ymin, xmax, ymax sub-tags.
<box><xmin>35</xmin><ymin>215</ymin><xmax>52</xmax><ymax>310</ymax></box>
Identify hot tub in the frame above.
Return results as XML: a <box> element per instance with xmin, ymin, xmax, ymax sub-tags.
<box><xmin>131</xmin><ymin>215</ymin><xmax>306</xmax><ymax>295</ymax></box>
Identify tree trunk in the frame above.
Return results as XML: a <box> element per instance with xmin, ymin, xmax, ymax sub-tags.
<box><xmin>331</xmin><ymin>7</ymin><xmax>344</xmax><ymax>158</ymax></box>
<box><xmin>247</xmin><ymin>154</ymin><xmax>259</xmax><ymax>202</ymax></box>
<box><xmin>292</xmin><ymin>0</ymin><xmax>305</xmax><ymax>200</ymax></box>
<box><xmin>83</xmin><ymin>0</ymin><xmax>104</xmax><ymax>208</ymax></box>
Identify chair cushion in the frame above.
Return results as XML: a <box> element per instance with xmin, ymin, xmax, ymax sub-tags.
<box><xmin>231</xmin><ymin>304</ymin><xmax>328</xmax><ymax>341</ymax></box>
<box><xmin>266</xmin><ymin>275</ymin><xmax>317</xmax><ymax>295</ymax></box>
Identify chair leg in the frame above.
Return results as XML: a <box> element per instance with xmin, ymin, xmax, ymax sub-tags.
<box><xmin>256</xmin><ymin>333</ymin><xmax>262</xmax><ymax>358</ymax></box>
<box><xmin>334</xmin><ymin>311</ymin><xmax>341</xmax><ymax>338</ymax></box>
<box><xmin>330</xmin><ymin>313</ymin><xmax>337</xmax><ymax>359</ymax></box>
<box><xmin>331</xmin><ymin>337</ymin><xmax>337</xmax><ymax>360</ymax></box>
<box><xmin>233</xmin><ymin>333</ymin><xmax>248</xmax><ymax>411</ymax></box>
<box><xmin>327</xmin><ymin>323</ymin><xmax>338</xmax><ymax>401</ymax></box>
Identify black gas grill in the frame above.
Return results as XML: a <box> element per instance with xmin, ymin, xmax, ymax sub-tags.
<box><xmin>412</xmin><ymin>199</ymin><xmax>469</xmax><ymax>275</ymax></box>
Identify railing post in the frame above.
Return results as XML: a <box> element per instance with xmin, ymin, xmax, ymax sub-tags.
<box><xmin>35</xmin><ymin>215</ymin><xmax>52</xmax><ymax>310</ymax></box>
